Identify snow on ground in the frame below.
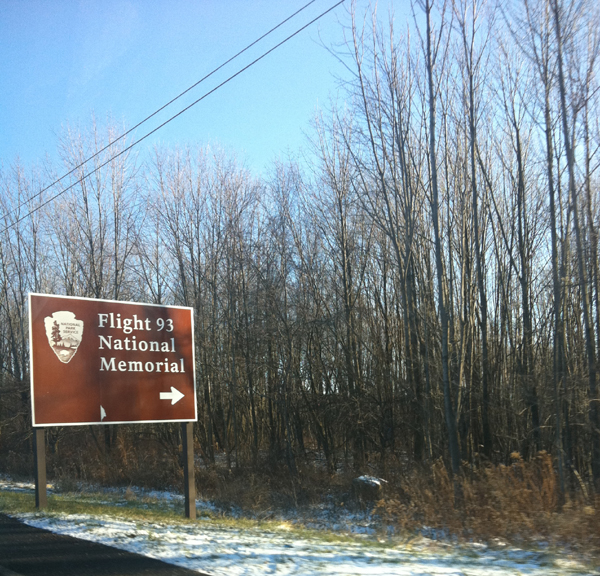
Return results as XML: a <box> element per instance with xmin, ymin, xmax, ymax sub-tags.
<box><xmin>1</xmin><ymin>477</ymin><xmax>597</xmax><ymax>576</ymax></box>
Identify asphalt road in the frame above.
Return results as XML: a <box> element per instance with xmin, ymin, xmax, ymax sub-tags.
<box><xmin>0</xmin><ymin>514</ymin><xmax>209</xmax><ymax>576</ymax></box>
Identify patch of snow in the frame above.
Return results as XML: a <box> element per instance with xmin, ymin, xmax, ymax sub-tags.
<box><xmin>355</xmin><ymin>475</ymin><xmax>387</xmax><ymax>487</ymax></box>
<box><xmin>12</xmin><ymin>511</ymin><xmax>600</xmax><ymax>575</ymax></box>
<box><xmin>0</xmin><ymin>477</ymin><xmax>35</xmax><ymax>492</ymax></box>
<box><xmin>2</xmin><ymin>476</ymin><xmax>598</xmax><ymax>575</ymax></box>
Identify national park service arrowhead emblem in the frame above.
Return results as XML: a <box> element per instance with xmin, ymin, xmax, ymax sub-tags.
<box><xmin>44</xmin><ymin>311</ymin><xmax>84</xmax><ymax>364</ymax></box>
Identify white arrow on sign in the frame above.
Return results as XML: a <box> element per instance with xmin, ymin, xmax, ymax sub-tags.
<box><xmin>160</xmin><ymin>386</ymin><xmax>185</xmax><ymax>405</ymax></box>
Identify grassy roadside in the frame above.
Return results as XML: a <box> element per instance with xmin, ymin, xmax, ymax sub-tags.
<box><xmin>1</xmin><ymin>479</ymin><xmax>600</xmax><ymax>575</ymax></box>
<box><xmin>0</xmin><ymin>485</ymin><xmax>375</xmax><ymax>548</ymax></box>
<box><xmin>0</xmin><ymin>488</ymin><xmax>181</xmax><ymax>522</ymax></box>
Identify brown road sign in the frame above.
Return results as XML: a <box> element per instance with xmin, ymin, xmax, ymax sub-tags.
<box><xmin>29</xmin><ymin>293</ymin><xmax>197</xmax><ymax>426</ymax></box>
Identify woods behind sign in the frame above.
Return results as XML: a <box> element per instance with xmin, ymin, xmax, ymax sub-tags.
<box><xmin>29</xmin><ymin>293</ymin><xmax>197</xmax><ymax>426</ymax></box>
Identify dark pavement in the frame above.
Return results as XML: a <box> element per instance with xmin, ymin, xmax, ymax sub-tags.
<box><xmin>0</xmin><ymin>514</ymin><xmax>209</xmax><ymax>576</ymax></box>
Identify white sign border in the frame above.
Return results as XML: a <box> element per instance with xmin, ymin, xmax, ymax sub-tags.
<box><xmin>29</xmin><ymin>292</ymin><xmax>198</xmax><ymax>427</ymax></box>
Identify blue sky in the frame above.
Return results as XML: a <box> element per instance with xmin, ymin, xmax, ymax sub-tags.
<box><xmin>0</xmin><ymin>0</ymin><xmax>400</xmax><ymax>177</ymax></box>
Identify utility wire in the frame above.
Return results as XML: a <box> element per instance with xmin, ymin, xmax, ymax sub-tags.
<box><xmin>2</xmin><ymin>0</ymin><xmax>323</xmax><ymax>223</ymax></box>
<box><xmin>2</xmin><ymin>0</ymin><xmax>345</xmax><ymax>235</ymax></box>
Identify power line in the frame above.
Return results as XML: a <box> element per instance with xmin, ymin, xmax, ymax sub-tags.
<box><xmin>2</xmin><ymin>0</ymin><xmax>346</xmax><ymax>234</ymax></box>
<box><xmin>2</xmin><ymin>0</ymin><xmax>331</xmax><ymax>226</ymax></box>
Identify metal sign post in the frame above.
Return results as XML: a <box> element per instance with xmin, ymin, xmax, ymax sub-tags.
<box><xmin>182</xmin><ymin>422</ymin><xmax>196</xmax><ymax>519</ymax></box>
<box><xmin>33</xmin><ymin>428</ymin><xmax>47</xmax><ymax>509</ymax></box>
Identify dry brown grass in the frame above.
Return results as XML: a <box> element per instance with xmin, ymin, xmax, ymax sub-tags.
<box><xmin>4</xmin><ymin>426</ymin><xmax>599</xmax><ymax>551</ymax></box>
<box><xmin>194</xmin><ymin>460</ymin><xmax>338</xmax><ymax>512</ymax></box>
<box><xmin>377</xmin><ymin>452</ymin><xmax>600</xmax><ymax>549</ymax></box>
